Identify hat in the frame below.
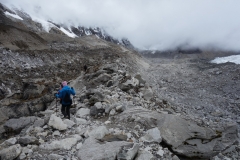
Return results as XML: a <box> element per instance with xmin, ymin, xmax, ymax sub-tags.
<box><xmin>62</xmin><ymin>81</ymin><xmax>67</xmax><ymax>86</ymax></box>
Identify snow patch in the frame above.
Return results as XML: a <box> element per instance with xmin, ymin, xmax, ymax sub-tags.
<box><xmin>4</xmin><ymin>11</ymin><xmax>23</xmax><ymax>20</ymax></box>
<box><xmin>85</xmin><ymin>30</ymin><xmax>92</xmax><ymax>36</ymax></box>
<box><xmin>32</xmin><ymin>18</ymin><xmax>55</xmax><ymax>32</ymax></box>
<box><xmin>59</xmin><ymin>27</ymin><xmax>77</xmax><ymax>38</ymax></box>
<box><xmin>211</xmin><ymin>55</ymin><xmax>240</xmax><ymax>64</ymax></box>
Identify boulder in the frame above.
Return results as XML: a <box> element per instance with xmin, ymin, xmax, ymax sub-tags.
<box><xmin>102</xmin><ymin>63</ymin><xmax>118</xmax><ymax>73</ymax></box>
<box><xmin>134</xmin><ymin>74</ymin><xmax>146</xmax><ymax>85</ymax></box>
<box><xmin>76</xmin><ymin>108</ymin><xmax>90</xmax><ymax>118</ymax></box>
<box><xmin>77</xmin><ymin>137</ymin><xmax>132</xmax><ymax>160</ymax></box>
<box><xmin>136</xmin><ymin>150</ymin><xmax>154</xmax><ymax>160</ymax></box>
<box><xmin>89</xmin><ymin>92</ymin><xmax>105</xmax><ymax>105</ymax></box>
<box><xmin>48</xmin><ymin>154</ymin><xmax>65</xmax><ymax>160</ymax></box>
<box><xmin>119</xmin><ymin>77</ymin><xmax>139</xmax><ymax>92</ymax></box>
<box><xmin>89</xmin><ymin>126</ymin><xmax>109</xmax><ymax>139</ymax></box>
<box><xmin>4</xmin><ymin>116</ymin><xmax>37</xmax><ymax>133</ymax></box>
<box><xmin>18</xmin><ymin>135</ymin><xmax>39</xmax><ymax>146</ymax></box>
<box><xmin>140</xmin><ymin>87</ymin><xmax>153</xmax><ymax>101</ymax></box>
<box><xmin>116</xmin><ymin>108</ymin><xmax>239</xmax><ymax>159</ymax></box>
<box><xmin>0</xmin><ymin>144</ymin><xmax>22</xmax><ymax>160</ymax></box>
<box><xmin>63</xmin><ymin>119</ymin><xmax>76</xmax><ymax>128</ymax></box>
<box><xmin>75</xmin><ymin>118</ymin><xmax>88</xmax><ymax>125</ymax></box>
<box><xmin>140</xmin><ymin>127</ymin><xmax>162</xmax><ymax>143</ymax></box>
<box><xmin>117</xmin><ymin>143</ymin><xmax>140</xmax><ymax>160</ymax></box>
<box><xmin>40</xmin><ymin>135</ymin><xmax>81</xmax><ymax>150</ymax></box>
<box><xmin>48</xmin><ymin>114</ymin><xmax>67</xmax><ymax>131</ymax></box>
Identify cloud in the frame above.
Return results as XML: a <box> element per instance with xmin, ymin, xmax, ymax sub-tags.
<box><xmin>2</xmin><ymin>0</ymin><xmax>240</xmax><ymax>51</ymax></box>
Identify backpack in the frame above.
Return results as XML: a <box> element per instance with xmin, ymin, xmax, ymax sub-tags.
<box><xmin>63</xmin><ymin>91</ymin><xmax>72</xmax><ymax>105</ymax></box>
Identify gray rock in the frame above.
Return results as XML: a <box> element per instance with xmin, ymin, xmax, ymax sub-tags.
<box><xmin>136</xmin><ymin>150</ymin><xmax>154</xmax><ymax>160</ymax></box>
<box><xmin>117</xmin><ymin>143</ymin><xmax>140</xmax><ymax>160</ymax></box>
<box><xmin>140</xmin><ymin>127</ymin><xmax>162</xmax><ymax>143</ymax></box>
<box><xmin>0</xmin><ymin>144</ymin><xmax>22</xmax><ymax>160</ymax></box>
<box><xmin>76</xmin><ymin>108</ymin><xmax>90</xmax><ymax>118</ymax></box>
<box><xmin>102</xmin><ymin>63</ymin><xmax>118</xmax><ymax>73</ymax></box>
<box><xmin>94</xmin><ymin>102</ymin><xmax>102</xmax><ymax>109</ymax></box>
<box><xmin>116</xmin><ymin>108</ymin><xmax>238</xmax><ymax>159</ymax></box>
<box><xmin>63</xmin><ymin>119</ymin><xmax>76</xmax><ymax>128</ymax></box>
<box><xmin>40</xmin><ymin>135</ymin><xmax>81</xmax><ymax>150</ymax></box>
<box><xmin>48</xmin><ymin>114</ymin><xmax>67</xmax><ymax>131</ymax></box>
<box><xmin>19</xmin><ymin>135</ymin><xmax>39</xmax><ymax>145</ymax></box>
<box><xmin>4</xmin><ymin>116</ymin><xmax>37</xmax><ymax>133</ymax></box>
<box><xmin>134</xmin><ymin>74</ymin><xmax>146</xmax><ymax>85</ymax></box>
<box><xmin>77</xmin><ymin>137</ymin><xmax>132</xmax><ymax>160</ymax></box>
<box><xmin>3</xmin><ymin>137</ymin><xmax>17</xmax><ymax>146</ymax></box>
<box><xmin>89</xmin><ymin>126</ymin><xmax>109</xmax><ymax>139</ymax></box>
<box><xmin>89</xmin><ymin>92</ymin><xmax>105</xmax><ymax>105</ymax></box>
<box><xmin>48</xmin><ymin>154</ymin><xmax>65</xmax><ymax>160</ymax></box>
<box><xmin>75</xmin><ymin>118</ymin><xmax>88</xmax><ymax>125</ymax></box>
<box><xmin>140</xmin><ymin>87</ymin><xmax>153</xmax><ymax>101</ymax></box>
<box><xmin>33</xmin><ymin>118</ymin><xmax>45</xmax><ymax>127</ymax></box>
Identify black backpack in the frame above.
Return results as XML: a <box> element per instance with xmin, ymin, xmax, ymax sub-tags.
<box><xmin>63</xmin><ymin>91</ymin><xmax>72</xmax><ymax>105</ymax></box>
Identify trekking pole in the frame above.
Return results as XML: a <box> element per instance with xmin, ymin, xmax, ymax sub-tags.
<box><xmin>55</xmin><ymin>97</ymin><xmax>57</xmax><ymax>113</ymax></box>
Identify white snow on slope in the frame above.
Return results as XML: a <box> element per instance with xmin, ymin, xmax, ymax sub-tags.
<box><xmin>59</xmin><ymin>27</ymin><xmax>77</xmax><ymax>38</ymax></box>
<box><xmin>32</xmin><ymin>18</ymin><xmax>55</xmax><ymax>32</ymax></box>
<box><xmin>211</xmin><ymin>55</ymin><xmax>240</xmax><ymax>64</ymax></box>
<box><xmin>4</xmin><ymin>11</ymin><xmax>23</xmax><ymax>20</ymax></box>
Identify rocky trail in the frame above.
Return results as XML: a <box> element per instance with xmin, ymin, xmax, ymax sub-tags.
<box><xmin>0</xmin><ymin>47</ymin><xmax>239</xmax><ymax>159</ymax></box>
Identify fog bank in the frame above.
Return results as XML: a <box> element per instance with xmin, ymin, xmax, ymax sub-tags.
<box><xmin>2</xmin><ymin>0</ymin><xmax>240</xmax><ymax>51</ymax></box>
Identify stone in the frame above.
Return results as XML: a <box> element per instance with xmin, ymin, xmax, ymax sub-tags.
<box><xmin>19</xmin><ymin>135</ymin><xmax>39</xmax><ymax>146</ymax></box>
<box><xmin>119</xmin><ymin>77</ymin><xmax>139</xmax><ymax>92</ymax></box>
<box><xmin>89</xmin><ymin>126</ymin><xmax>109</xmax><ymax>139</ymax></box>
<box><xmin>77</xmin><ymin>137</ymin><xmax>132</xmax><ymax>160</ymax></box>
<box><xmin>52</xmin><ymin>130</ymin><xmax>61</xmax><ymax>136</ymax></box>
<box><xmin>0</xmin><ymin>144</ymin><xmax>22</xmax><ymax>160</ymax></box>
<box><xmin>89</xmin><ymin>92</ymin><xmax>105</xmax><ymax>105</ymax></box>
<box><xmin>94</xmin><ymin>102</ymin><xmax>102</xmax><ymax>109</ymax></box>
<box><xmin>172</xmin><ymin>155</ymin><xmax>180</xmax><ymax>160</ymax></box>
<box><xmin>4</xmin><ymin>137</ymin><xmax>17</xmax><ymax>145</ymax></box>
<box><xmin>48</xmin><ymin>114</ymin><xmax>67</xmax><ymax>131</ymax></box>
<box><xmin>116</xmin><ymin>105</ymin><xmax>125</xmax><ymax>112</ymax></box>
<box><xmin>140</xmin><ymin>127</ymin><xmax>162</xmax><ymax>143</ymax></box>
<box><xmin>33</xmin><ymin>118</ymin><xmax>45</xmax><ymax>127</ymax></box>
<box><xmin>76</xmin><ymin>142</ymin><xmax>83</xmax><ymax>149</ymax></box>
<box><xmin>136</xmin><ymin>150</ymin><xmax>154</xmax><ymax>160</ymax></box>
<box><xmin>116</xmin><ymin>108</ymin><xmax>238</xmax><ymax>159</ymax></box>
<box><xmin>48</xmin><ymin>154</ymin><xmax>65</xmax><ymax>160</ymax></box>
<box><xmin>117</xmin><ymin>143</ymin><xmax>140</xmax><ymax>160</ymax></box>
<box><xmin>141</xmin><ymin>87</ymin><xmax>153</xmax><ymax>101</ymax></box>
<box><xmin>76</xmin><ymin>108</ymin><xmax>90</xmax><ymax>118</ymax></box>
<box><xmin>134</xmin><ymin>74</ymin><xmax>146</xmax><ymax>85</ymax></box>
<box><xmin>157</xmin><ymin>148</ymin><xmax>164</xmax><ymax>157</ymax></box>
<box><xmin>109</xmin><ymin>109</ymin><xmax>116</xmax><ymax>116</ymax></box>
<box><xmin>40</xmin><ymin>135</ymin><xmax>81</xmax><ymax>150</ymax></box>
<box><xmin>63</xmin><ymin>119</ymin><xmax>76</xmax><ymax>128</ymax></box>
<box><xmin>19</xmin><ymin>153</ymin><xmax>26</xmax><ymax>160</ymax></box>
<box><xmin>75</xmin><ymin>118</ymin><xmax>88</xmax><ymax>125</ymax></box>
<box><xmin>4</xmin><ymin>116</ymin><xmax>37</xmax><ymax>133</ymax></box>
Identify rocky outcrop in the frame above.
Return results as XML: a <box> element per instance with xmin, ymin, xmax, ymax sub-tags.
<box><xmin>115</xmin><ymin>108</ymin><xmax>238</xmax><ymax>159</ymax></box>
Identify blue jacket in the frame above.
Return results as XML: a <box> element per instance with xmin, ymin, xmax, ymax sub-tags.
<box><xmin>56</xmin><ymin>86</ymin><xmax>76</xmax><ymax>105</ymax></box>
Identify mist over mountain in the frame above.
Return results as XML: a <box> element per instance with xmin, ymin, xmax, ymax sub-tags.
<box><xmin>2</xmin><ymin>0</ymin><xmax>240</xmax><ymax>51</ymax></box>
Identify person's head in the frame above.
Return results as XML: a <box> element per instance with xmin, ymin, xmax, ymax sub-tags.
<box><xmin>62</xmin><ymin>81</ymin><xmax>68</xmax><ymax>87</ymax></box>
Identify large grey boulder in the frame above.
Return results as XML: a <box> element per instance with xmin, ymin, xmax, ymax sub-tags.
<box><xmin>119</xmin><ymin>77</ymin><xmax>139</xmax><ymax>92</ymax></box>
<box><xmin>22</xmin><ymin>82</ymin><xmax>45</xmax><ymax>99</ymax></box>
<box><xmin>140</xmin><ymin>127</ymin><xmax>162</xmax><ymax>143</ymax></box>
<box><xmin>76</xmin><ymin>108</ymin><xmax>90</xmax><ymax>118</ymax></box>
<box><xmin>0</xmin><ymin>144</ymin><xmax>22</xmax><ymax>160</ymax></box>
<box><xmin>140</xmin><ymin>86</ymin><xmax>153</xmax><ymax>101</ymax></box>
<box><xmin>77</xmin><ymin>137</ymin><xmax>132</xmax><ymax>160</ymax></box>
<box><xmin>116</xmin><ymin>108</ymin><xmax>238</xmax><ymax>159</ymax></box>
<box><xmin>4</xmin><ymin>116</ymin><xmax>38</xmax><ymax>133</ymax></box>
<box><xmin>89</xmin><ymin>92</ymin><xmax>105</xmax><ymax>105</ymax></box>
<box><xmin>117</xmin><ymin>143</ymin><xmax>140</xmax><ymax>160</ymax></box>
<box><xmin>19</xmin><ymin>135</ymin><xmax>39</xmax><ymax>145</ymax></box>
<box><xmin>40</xmin><ymin>135</ymin><xmax>81</xmax><ymax>150</ymax></box>
<box><xmin>136</xmin><ymin>150</ymin><xmax>154</xmax><ymax>160</ymax></box>
<box><xmin>48</xmin><ymin>114</ymin><xmax>67</xmax><ymax>131</ymax></box>
<box><xmin>89</xmin><ymin>126</ymin><xmax>109</xmax><ymax>139</ymax></box>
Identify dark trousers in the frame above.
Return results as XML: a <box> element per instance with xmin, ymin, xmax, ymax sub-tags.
<box><xmin>61</xmin><ymin>105</ymin><xmax>70</xmax><ymax>119</ymax></box>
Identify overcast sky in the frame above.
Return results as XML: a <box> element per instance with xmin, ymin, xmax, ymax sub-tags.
<box><xmin>2</xmin><ymin>0</ymin><xmax>240</xmax><ymax>51</ymax></box>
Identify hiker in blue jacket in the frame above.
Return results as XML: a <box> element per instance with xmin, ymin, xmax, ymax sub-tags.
<box><xmin>55</xmin><ymin>81</ymin><xmax>76</xmax><ymax>119</ymax></box>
